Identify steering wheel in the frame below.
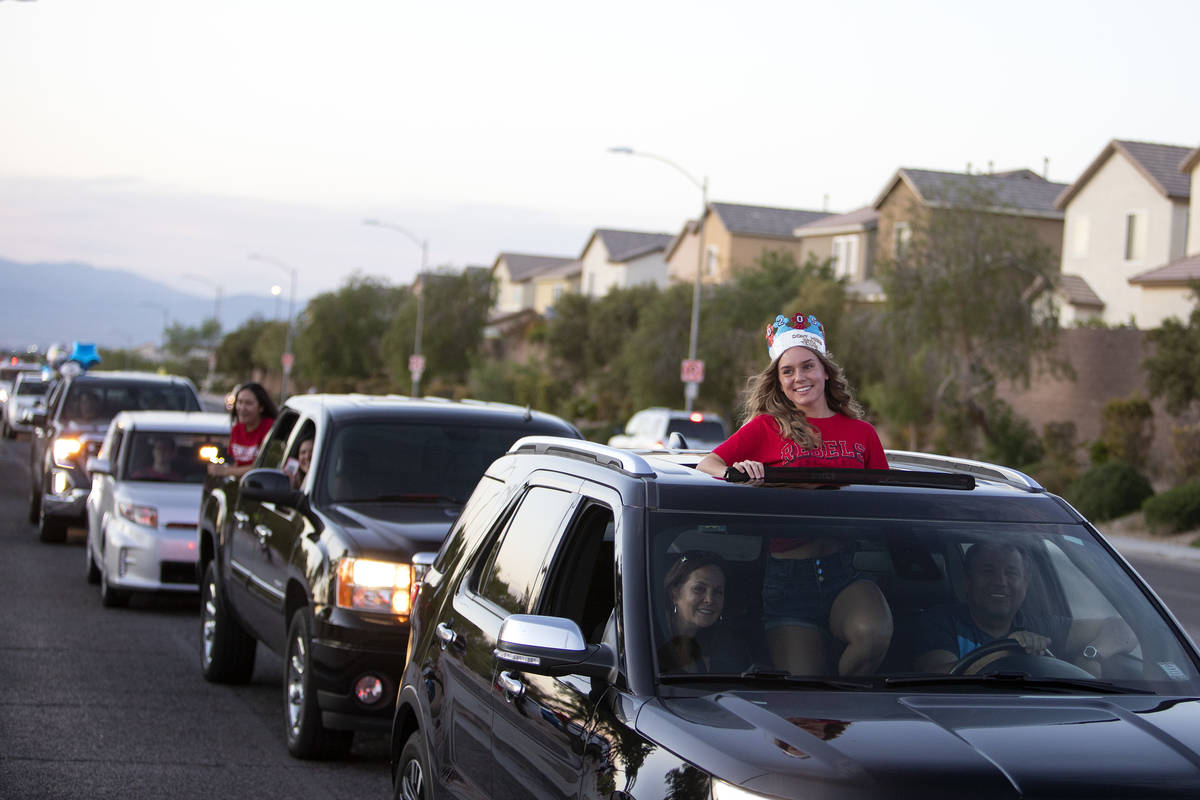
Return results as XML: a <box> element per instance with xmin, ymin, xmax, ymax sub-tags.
<box><xmin>949</xmin><ymin>638</ymin><xmax>1044</xmax><ymax>675</ymax></box>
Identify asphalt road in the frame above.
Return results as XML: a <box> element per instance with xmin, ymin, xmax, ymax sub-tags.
<box><xmin>4</xmin><ymin>433</ymin><xmax>1200</xmax><ymax>800</ymax></box>
<box><xmin>0</xmin><ymin>437</ymin><xmax>392</xmax><ymax>800</ymax></box>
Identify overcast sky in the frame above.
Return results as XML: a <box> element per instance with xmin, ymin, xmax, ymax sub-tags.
<box><xmin>2</xmin><ymin>0</ymin><xmax>1198</xmax><ymax>301</ymax></box>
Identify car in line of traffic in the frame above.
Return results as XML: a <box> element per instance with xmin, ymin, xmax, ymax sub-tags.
<box><xmin>607</xmin><ymin>407</ymin><xmax>728</xmax><ymax>451</ymax></box>
<box><xmin>391</xmin><ymin>437</ymin><xmax>1200</xmax><ymax>799</ymax></box>
<box><xmin>3</xmin><ymin>370</ymin><xmax>48</xmax><ymax>439</ymax></box>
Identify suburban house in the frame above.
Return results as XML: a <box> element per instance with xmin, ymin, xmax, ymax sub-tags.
<box><xmin>491</xmin><ymin>252</ymin><xmax>576</xmax><ymax>315</ymax></box>
<box><xmin>579</xmin><ymin>228</ymin><xmax>674</xmax><ymax>298</ymax></box>
<box><xmin>664</xmin><ymin>201</ymin><xmax>830</xmax><ymax>286</ymax></box>
<box><xmin>1054</xmin><ymin>140</ymin><xmax>1194</xmax><ymax>328</ymax></box>
<box><xmin>793</xmin><ymin>206</ymin><xmax>882</xmax><ymax>302</ymax></box>
<box><xmin>873</xmin><ymin>166</ymin><xmax>1068</xmax><ymax>267</ymax></box>
<box><xmin>531</xmin><ymin>259</ymin><xmax>582</xmax><ymax>315</ymax></box>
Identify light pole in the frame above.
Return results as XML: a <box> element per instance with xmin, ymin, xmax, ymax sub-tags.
<box><xmin>140</xmin><ymin>301</ymin><xmax>169</xmax><ymax>358</ymax></box>
<box><xmin>183</xmin><ymin>273</ymin><xmax>223</xmax><ymax>392</ymax></box>
<box><xmin>248</xmin><ymin>253</ymin><xmax>297</xmax><ymax>403</ymax></box>
<box><xmin>608</xmin><ymin>146</ymin><xmax>708</xmax><ymax>412</ymax></box>
<box><xmin>363</xmin><ymin>218</ymin><xmax>428</xmax><ymax>397</ymax></box>
<box><xmin>270</xmin><ymin>284</ymin><xmax>282</xmax><ymax>321</ymax></box>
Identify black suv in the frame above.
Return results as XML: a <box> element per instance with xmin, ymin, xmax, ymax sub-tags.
<box><xmin>392</xmin><ymin>438</ymin><xmax>1200</xmax><ymax>799</ymax></box>
<box><xmin>197</xmin><ymin>394</ymin><xmax>581</xmax><ymax>759</ymax></box>
<box><xmin>28</xmin><ymin>370</ymin><xmax>203</xmax><ymax>542</ymax></box>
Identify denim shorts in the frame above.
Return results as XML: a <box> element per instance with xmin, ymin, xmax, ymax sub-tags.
<box><xmin>761</xmin><ymin>550</ymin><xmax>863</xmax><ymax>631</ymax></box>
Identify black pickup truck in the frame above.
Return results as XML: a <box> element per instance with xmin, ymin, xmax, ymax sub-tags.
<box><xmin>196</xmin><ymin>393</ymin><xmax>581</xmax><ymax>759</ymax></box>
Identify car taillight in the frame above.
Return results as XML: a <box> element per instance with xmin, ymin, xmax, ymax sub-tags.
<box><xmin>689</xmin><ymin>412</ymin><xmax>704</xmax><ymax>423</ymax></box>
<box><xmin>52</xmin><ymin>437</ymin><xmax>83</xmax><ymax>467</ymax></box>
<box><xmin>118</xmin><ymin>502</ymin><xmax>158</xmax><ymax>528</ymax></box>
<box><xmin>336</xmin><ymin>558</ymin><xmax>413</xmax><ymax>616</ymax></box>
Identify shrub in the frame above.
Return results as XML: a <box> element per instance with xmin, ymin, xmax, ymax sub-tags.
<box><xmin>1172</xmin><ymin>424</ymin><xmax>1200</xmax><ymax>481</ymax></box>
<box><xmin>1066</xmin><ymin>461</ymin><xmax>1154</xmax><ymax>522</ymax></box>
<box><xmin>1143</xmin><ymin>483</ymin><xmax>1200</xmax><ymax>535</ymax></box>
<box><xmin>1097</xmin><ymin>394</ymin><xmax>1154</xmax><ymax>470</ymax></box>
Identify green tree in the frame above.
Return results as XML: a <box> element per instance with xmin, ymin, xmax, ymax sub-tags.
<box><xmin>1144</xmin><ymin>284</ymin><xmax>1200</xmax><ymax>416</ymax></box>
<box><xmin>874</xmin><ymin>178</ymin><xmax>1064</xmax><ymax>454</ymax></box>
<box><xmin>297</xmin><ymin>274</ymin><xmax>405</xmax><ymax>392</ymax></box>
<box><xmin>164</xmin><ymin>318</ymin><xmax>221</xmax><ymax>358</ymax></box>
<box><xmin>217</xmin><ymin>317</ymin><xmax>283</xmax><ymax>378</ymax></box>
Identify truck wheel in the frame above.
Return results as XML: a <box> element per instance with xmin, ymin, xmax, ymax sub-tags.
<box><xmin>38</xmin><ymin>497</ymin><xmax>67</xmax><ymax>543</ymax></box>
<box><xmin>394</xmin><ymin>733</ymin><xmax>432</xmax><ymax>800</ymax></box>
<box><xmin>200</xmin><ymin>561</ymin><xmax>256</xmax><ymax>684</ymax></box>
<box><xmin>284</xmin><ymin>608</ymin><xmax>354</xmax><ymax>759</ymax></box>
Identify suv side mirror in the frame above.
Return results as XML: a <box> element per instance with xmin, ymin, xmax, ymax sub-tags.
<box><xmin>240</xmin><ymin>468</ymin><xmax>303</xmax><ymax>507</ymax></box>
<box><xmin>494</xmin><ymin>614</ymin><xmax>617</xmax><ymax>681</ymax></box>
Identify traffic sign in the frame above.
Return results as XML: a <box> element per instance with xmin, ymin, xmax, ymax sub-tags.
<box><xmin>281</xmin><ymin>352</ymin><xmax>294</xmax><ymax>374</ymax></box>
<box><xmin>681</xmin><ymin>359</ymin><xmax>705</xmax><ymax>383</ymax></box>
<box><xmin>409</xmin><ymin>354</ymin><xmax>426</xmax><ymax>375</ymax></box>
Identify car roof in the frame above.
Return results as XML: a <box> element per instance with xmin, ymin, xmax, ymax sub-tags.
<box><xmin>68</xmin><ymin>370</ymin><xmax>198</xmax><ymax>387</ymax></box>
<box><xmin>112</xmin><ymin>410</ymin><xmax>231</xmax><ymax>434</ymax></box>
<box><xmin>507</xmin><ymin>437</ymin><xmax>1079</xmax><ymax>525</ymax></box>
<box><xmin>282</xmin><ymin>393</ymin><xmax>581</xmax><ymax>432</ymax></box>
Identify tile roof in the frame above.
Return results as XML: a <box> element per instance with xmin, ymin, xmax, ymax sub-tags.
<box><xmin>1055</xmin><ymin>140</ymin><xmax>1193</xmax><ymax>208</ymax></box>
<box><xmin>793</xmin><ymin>205</ymin><xmax>879</xmax><ymax>235</ymax></box>
<box><xmin>1183</xmin><ymin>145</ymin><xmax>1200</xmax><ymax>174</ymax></box>
<box><xmin>711</xmin><ymin>202</ymin><xmax>831</xmax><ymax>238</ymax></box>
<box><xmin>887</xmin><ymin>168</ymin><xmax>1067</xmax><ymax>217</ymax></box>
<box><xmin>595</xmin><ymin>229</ymin><xmax>674</xmax><ymax>262</ymax></box>
<box><xmin>1059</xmin><ymin>273</ymin><xmax>1104</xmax><ymax>307</ymax></box>
<box><xmin>533</xmin><ymin>260</ymin><xmax>581</xmax><ymax>281</ymax></box>
<box><xmin>1128</xmin><ymin>253</ymin><xmax>1200</xmax><ymax>285</ymax></box>
<box><xmin>495</xmin><ymin>252</ymin><xmax>576</xmax><ymax>282</ymax></box>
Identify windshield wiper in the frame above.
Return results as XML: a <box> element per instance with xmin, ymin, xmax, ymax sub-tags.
<box><xmin>660</xmin><ymin>670</ymin><xmax>873</xmax><ymax>690</ymax></box>
<box><xmin>350</xmin><ymin>493</ymin><xmax>460</xmax><ymax>504</ymax></box>
<box><xmin>883</xmin><ymin>673</ymin><xmax>1154</xmax><ymax>694</ymax></box>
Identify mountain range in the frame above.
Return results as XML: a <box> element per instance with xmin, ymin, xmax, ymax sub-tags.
<box><xmin>2</xmin><ymin>257</ymin><xmax>302</xmax><ymax>351</ymax></box>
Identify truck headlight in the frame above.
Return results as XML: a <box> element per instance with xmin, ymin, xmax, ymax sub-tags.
<box><xmin>118</xmin><ymin>502</ymin><xmax>158</xmax><ymax>528</ymax></box>
<box><xmin>336</xmin><ymin>558</ymin><xmax>413</xmax><ymax>616</ymax></box>
<box><xmin>52</xmin><ymin>437</ymin><xmax>83</xmax><ymax>467</ymax></box>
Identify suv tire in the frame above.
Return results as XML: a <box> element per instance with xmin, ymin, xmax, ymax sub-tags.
<box><xmin>284</xmin><ymin>608</ymin><xmax>354</xmax><ymax>760</ymax></box>
<box><xmin>200</xmin><ymin>561</ymin><xmax>256</xmax><ymax>684</ymax></box>
<box><xmin>38</xmin><ymin>497</ymin><xmax>67</xmax><ymax>543</ymax></box>
<box><xmin>28</xmin><ymin>485</ymin><xmax>40</xmax><ymax>525</ymax></box>
<box><xmin>394</xmin><ymin>733</ymin><xmax>432</xmax><ymax>800</ymax></box>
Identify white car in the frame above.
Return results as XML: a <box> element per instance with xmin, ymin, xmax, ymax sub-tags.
<box><xmin>2</xmin><ymin>371</ymin><xmax>48</xmax><ymax>439</ymax></box>
<box><xmin>85</xmin><ymin>410</ymin><xmax>230</xmax><ymax>607</ymax></box>
<box><xmin>607</xmin><ymin>407</ymin><xmax>729</xmax><ymax>451</ymax></box>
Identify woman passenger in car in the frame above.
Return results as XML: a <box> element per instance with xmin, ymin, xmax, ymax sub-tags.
<box><xmin>659</xmin><ymin>551</ymin><xmax>741</xmax><ymax>673</ymax></box>
<box><xmin>208</xmin><ymin>382</ymin><xmax>277</xmax><ymax>479</ymax></box>
<box><xmin>697</xmin><ymin>313</ymin><xmax>893</xmax><ymax>676</ymax></box>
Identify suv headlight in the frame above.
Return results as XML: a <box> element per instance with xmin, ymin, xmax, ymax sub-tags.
<box><xmin>336</xmin><ymin>558</ymin><xmax>413</xmax><ymax>616</ymax></box>
<box><xmin>118</xmin><ymin>502</ymin><xmax>158</xmax><ymax>528</ymax></box>
<box><xmin>52</xmin><ymin>437</ymin><xmax>83</xmax><ymax>467</ymax></box>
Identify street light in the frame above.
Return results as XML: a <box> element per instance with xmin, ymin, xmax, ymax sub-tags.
<box><xmin>363</xmin><ymin>218</ymin><xmax>428</xmax><ymax>397</ymax></box>
<box><xmin>270</xmin><ymin>284</ymin><xmax>282</xmax><ymax>321</ymax></box>
<box><xmin>248</xmin><ymin>252</ymin><xmax>297</xmax><ymax>403</ymax></box>
<box><xmin>140</xmin><ymin>301</ymin><xmax>170</xmax><ymax>357</ymax></box>
<box><xmin>608</xmin><ymin>146</ymin><xmax>709</xmax><ymax>412</ymax></box>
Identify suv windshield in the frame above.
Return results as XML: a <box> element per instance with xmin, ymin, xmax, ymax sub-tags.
<box><xmin>324</xmin><ymin>421</ymin><xmax>548</xmax><ymax>504</ymax></box>
<box><xmin>16</xmin><ymin>380</ymin><xmax>46</xmax><ymax>396</ymax></box>
<box><xmin>665</xmin><ymin>418</ymin><xmax>726</xmax><ymax>444</ymax></box>
<box><xmin>63</xmin><ymin>381</ymin><xmax>199</xmax><ymax>424</ymax></box>
<box><xmin>649</xmin><ymin>512</ymin><xmax>1200</xmax><ymax>695</ymax></box>
<box><xmin>126</xmin><ymin>431</ymin><xmax>229</xmax><ymax>483</ymax></box>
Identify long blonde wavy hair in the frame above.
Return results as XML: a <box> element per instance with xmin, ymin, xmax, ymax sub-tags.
<box><xmin>741</xmin><ymin>347</ymin><xmax>865</xmax><ymax>450</ymax></box>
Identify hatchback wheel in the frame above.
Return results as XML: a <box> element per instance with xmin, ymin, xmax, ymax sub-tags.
<box><xmin>394</xmin><ymin>734</ymin><xmax>432</xmax><ymax>800</ymax></box>
<box><xmin>85</xmin><ymin>541</ymin><xmax>100</xmax><ymax>584</ymax></box>
<box><xmin>284</xmin><ymin>608</ymin><xmax>354</xmax><ymax>759</ymax></box>
<box><xmin>200</xmin><ymin>561</ymin><xmax>256</xmax><ymax>683</ymax></box>
<box><xmin>99</xmin><ymin>547</ymin><xmax>130</xmax><ymax>608</ymax></box>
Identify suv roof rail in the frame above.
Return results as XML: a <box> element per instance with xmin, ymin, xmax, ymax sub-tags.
<box><xmin>886</xmin><ymin>449</ymin><xmax>1043</xmax><ymax>492</ymax></box>
<box><xmin>509</xmin><ymin>436</ymin><xmax>655</xmax><ymax>477</ymax></box>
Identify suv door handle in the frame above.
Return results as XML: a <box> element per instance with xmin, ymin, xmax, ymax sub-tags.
<box><xmin>498</xmin><ymin>671</ymin><xmax>524</xmax><ymax>700</ymax></box>
<box><xmin>233</xmin><ymin>511</ymin><xmax>250</xmax><ymax>526</ymax></box>
<box><xmin>254</xmin><ymin>524</ymin><xmax>272</xmax><ymax>549</ymax></box>
<box><xmin>435</xmin><ymin>622</ymin><xmax>457</xmax><ymax>649</ymax></box>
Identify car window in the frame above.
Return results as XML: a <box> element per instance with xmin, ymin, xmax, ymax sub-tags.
<box><xmin>62</xmin><ymin>381</ymin><xmax>199</xmax><ymax>423</ymax></box>
<box><xmin>475</xmin><ymin>487</ymin><xmax>576</xmax><ymax>615</ymax></box>
<box><xmin>15</xmin><ymin>379</ymin><xmax>47</xmax><ymax>396</ymax></box>
<box><xmin>647</xmin><ymin>513</ymin><xmax>1200</xmax><ymax>694</ymax></box>
<box><xmin>432</xmin><ymin>475</ymin><xmax>508</xmax><ymax>574</ymax></box>
<box><xmin>537</xmin><ymin>502</ymin><xmax>616</xmax><ymax>644</ymax></box>
<box><xmin>258</xmin><ymin>410</ymin><xmax>298</xmax><ymax>468</ymax></box>
<box><xmin>126</xmin><ymin>430</ymin><xmax>229</xmax><ymax>483</ymax></box>
<box><xmin>665</xmin><ymin>418</ymin><xmax>726</xmax><ymax>442</ymax></box>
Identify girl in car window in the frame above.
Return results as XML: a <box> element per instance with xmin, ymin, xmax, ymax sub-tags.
<box><xmin>659</xmin><ymin>551</ymin><xmax>741</xmax><ymax>673</ymax></box>
<box><xmin>697</xmin><ymin>313</ymin><xmax>892</xmax><ymax>677</ymax></box>
<box><xmin>208</xmin><ymin>382</ymin><xmax>278</xmax><ymax>479</ymax></box>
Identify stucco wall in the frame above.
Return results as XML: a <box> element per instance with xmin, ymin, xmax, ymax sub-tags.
<box><xmin>580</xmin><ymin>239</ymin><xmax>623</xmax><ymax>297</ymax></box>
<box><xmin>666</xmin><ymin>226</ymin><xmax>701</xmax><ymax>285</ymax></box>
<box><xmin>624</xmin><ymin>251</ymin><xmax>670</xmax><ymax>288</ymax></box>
<box><xmin>1190</xmin><ymin>165</ymin><xmax>1200</xmax><ymax>255</ymax></box>
<box><xmin>492</xmin><ymin>261</ymin><xmax>522</xmax><ymax>314</ymax></box>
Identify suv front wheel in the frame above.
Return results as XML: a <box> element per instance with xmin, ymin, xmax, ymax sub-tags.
<box><xmin>200</xmin><ymin>561</ymin><xmax>256</xmax><ymax>683</ymax></box>
<box><xmin>394</xmin><ymin>733</ymin><xmax>432</xmax><ymax>800</ymax></box>
<box><xmin>284</xmin><ymin>608</ymin><xmax>354</xmax><ymax>759</ymax></box>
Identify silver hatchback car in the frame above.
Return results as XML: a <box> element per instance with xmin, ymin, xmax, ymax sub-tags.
<box><xmin>85</xmin><ymin>410</ymin><xmax>230</xmax><ymax>607</ymax></box>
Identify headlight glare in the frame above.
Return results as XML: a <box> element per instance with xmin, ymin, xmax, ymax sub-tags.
<box><xmin>711</xmin><ymin>778</ymin><xmax>777</xmax><ymax>800</ymax></box>
<box><xmin>52</xmin><ymin>437</ymin><xmax>83</xmax><ymax>466</ymax></box>
<box><xmin>336</xmin><ymin>558</ymin><xmax>413</xmax><ymax>615</ymax></box>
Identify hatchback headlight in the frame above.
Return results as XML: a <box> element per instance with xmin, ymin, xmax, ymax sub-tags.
<box><xmin>336</xmin><ymin>558</ymin><xmax>413</xmax><ymax>616</ymax></box>
<box><xmin>118</xmin><ymin>502</ymin><xmax>158</xmax><ymax>528</ymax></box>
<box><xmin>52</xmin><ymin>437</ymin><xmax>83</xmax><ymax>467</ymax></box>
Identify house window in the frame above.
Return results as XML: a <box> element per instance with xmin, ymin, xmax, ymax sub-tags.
<box><xmin>894</xmin><ymin>222</ymin><xmax>912</xmax><ymax>257</ymax></box>
<box><xmin>1124</xmin><ymin>211</ymin><xmax>1146</xmax><ymax>262</ymax></box>
<box><xmin>832</xmin><ymin>235</ymin><xmax>859</xmax><ymax>280</ymax></box>
<box><xmin>705</xmin><ymin>244</ymin><xmax>719</xmax><ymax>276</ymax></box>
<box><xmin>1071</xmin><ymin>214</ymin><xmax>1090</xmax><ymax>258</ymax></box>
<box><xmin>552</xmin><ymin>285</ymin><xmax>564</xmax><ymax>302</ymax></box>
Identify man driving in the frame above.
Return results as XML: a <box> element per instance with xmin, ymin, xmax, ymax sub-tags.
<box><xmin>913</xmin><ymin>541</ymin><xmax>1137</xmax><ymax>676</ymax></box>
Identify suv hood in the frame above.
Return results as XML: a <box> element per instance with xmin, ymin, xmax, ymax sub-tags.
<box><xmin>322</xmin><ymin>502</ymin><xmax>459</xmax><ymax>557</ymax></box>
<box><xmin>641</xmin><ymin>690</ymin><xmax>1200</xmax><ymax>798</ymax></box>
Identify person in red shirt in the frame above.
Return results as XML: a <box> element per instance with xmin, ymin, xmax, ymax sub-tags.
<box><xmin>698</xmin><ymin>313</ymin><xmax>892</xmax><ymax>677</ymax></box>
<box><xmin>208</xmin><ymin>382</ymin><xmax>278</xmax><ymax>479</ymax></box>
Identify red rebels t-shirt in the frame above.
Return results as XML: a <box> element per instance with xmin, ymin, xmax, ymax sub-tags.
<box><xmin>713</xmin><ymin>413</ymin><xmax>888</xmax><ymax>470</ymax></box>
<box><xmin>229</xmin><ymin>418</ymin><xmax>274</xmax><ymax>466</ymax></box>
